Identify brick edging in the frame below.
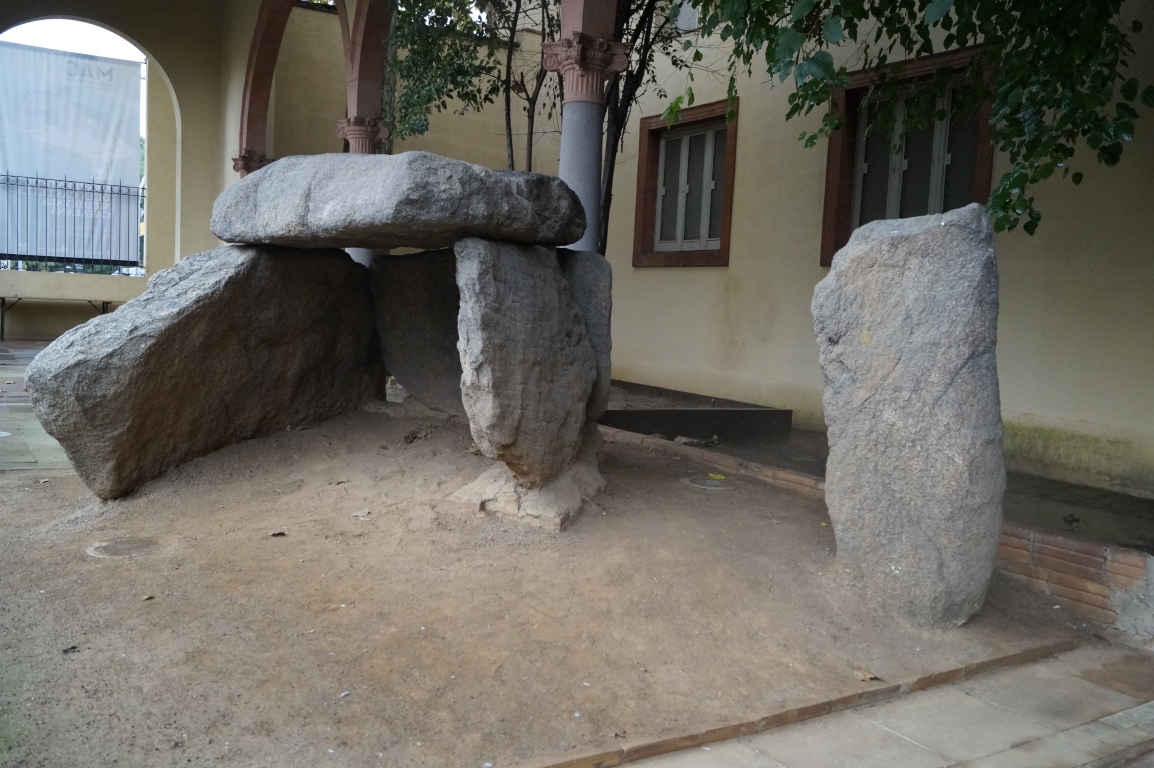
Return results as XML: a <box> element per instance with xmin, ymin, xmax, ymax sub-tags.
<box><xmin>521</xmin><ymin>639</ymin><xmax>1077</xmax><ymax>768</ymax></box>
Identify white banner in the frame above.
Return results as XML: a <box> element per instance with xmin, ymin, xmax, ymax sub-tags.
<box><xmin>0</xmin><ymin>41</ymin><xmax>141</xmax><ymax>184</ymax></box>
<box><xmin>0</xmin><ymin>42</ymin><xmax>143</xmax><ymax>267</ymax></box>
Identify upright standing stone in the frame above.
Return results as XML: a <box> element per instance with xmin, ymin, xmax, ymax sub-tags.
<box><xmin>455</xmin><ymin>238</ymin><xmax>597</xmax><ymax>487</ymax></box>
<box><xmin>371</xmin><ymin>249</ymin><xmax>465</xmax><ymax>415</ymax></box>
<box><xmin>26</xmin><ymin>246</ymin><xmax>378</xmax><ymax>499</ymax></box>
<box><xmin>559</xmin><ymin>249</ymin><xmax>612</xmax><ymax>421</ymax></box>
<box><xmin>811</xmin><ymin>204</ymin><xmax>1004</xmax><ymax>627</ymax></box>
<box><xmin>211</xmin><ymin>152</ymin><xmax>586</xmax><ymax>250</ymax></box>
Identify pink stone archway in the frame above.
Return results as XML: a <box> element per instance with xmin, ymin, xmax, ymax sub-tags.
<box><xmin>233</xmin><ymin>0</ymin><xmax>394</xmax><ymax>175</ymax></box>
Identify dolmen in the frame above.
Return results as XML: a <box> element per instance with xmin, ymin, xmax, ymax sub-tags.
<box><xmin>812</xmin><ymin>204</ymin><xmax>1004</xmax><ymax>627</ymax></box>
<box><xmin>27</xmin><ymin>151</ymin><xmax>610</xmax><ymax>530</ymax></box>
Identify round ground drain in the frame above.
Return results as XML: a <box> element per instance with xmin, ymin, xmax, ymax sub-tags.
<box><xmin>680</xmin><ymin>475</ymin><xmax>733</xmax><ymax>491</ymax></box>
<box><xmin>86</xmin><ymin>538</ymin><xmax>158</xmax><ymax>558</ymax></box>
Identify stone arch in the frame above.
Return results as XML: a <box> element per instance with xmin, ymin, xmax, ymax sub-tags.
<box><xmin>235</xmin><ymin>0</ymin><xmax>393</xmax><ymax>173</ymax></box>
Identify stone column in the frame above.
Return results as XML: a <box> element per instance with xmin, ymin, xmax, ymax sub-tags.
<box><xmin>544</xmin><ymin>32</ymin><xmax>630</xmax><ymax>253</ymax></box>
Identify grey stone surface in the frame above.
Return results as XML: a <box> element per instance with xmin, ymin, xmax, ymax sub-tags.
<box><xmin>26</xmin><ymin>246</ymin><xmax>377</xmax><ymax>499</ymax></box>
<box><xmin>449</xmin><ymin>426</ymin><xmax>606</xmax><ymax>530</ymax></box>
<box><xmin>559</xmin><ymin>249</ymin><xmax>613</xmax><ymax>421</ymax></box>
<box><xmin>371</xmin><ymin>249</ymin><xmax>465</xmax><ymax>415</ymax></box>
<box><xmin>211</xmin><ymin>152</ymin><xmax>586</xmax><ymax>250</ymax></box>
<box><xmin>811</xmin><ymin>203</ymin><xmax>1005</xmax><ymax>627</ymax></box>
<box><xmin>455</xmin><ymin>238</ymin><xmax>597</xmax><ymax>487</ymax></box>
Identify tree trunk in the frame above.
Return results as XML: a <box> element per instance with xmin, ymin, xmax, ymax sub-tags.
<box><xmin>503</xmin><ymin>0</ymin><xmax>523</xmax><ymax>171</ymax></box>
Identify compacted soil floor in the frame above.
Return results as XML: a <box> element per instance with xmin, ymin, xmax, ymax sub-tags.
<box><xmin>0</xmin><ymin>403</ymin><xmax>1095</xmax><ymax>767</ymax></box>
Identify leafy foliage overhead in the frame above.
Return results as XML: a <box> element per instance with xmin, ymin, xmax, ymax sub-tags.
<box><xmin>683</xmin><ymin>0</ymin><xmax>1150</xmax><ymax>234</ymax></box>
<box><xmin>382</xmin><ymin>0</ymin><xmax>501</xmax><ymax>148</ymax></box>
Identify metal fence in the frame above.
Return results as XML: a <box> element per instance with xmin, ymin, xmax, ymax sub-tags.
<box><xmin>0</xmin><ymin>174</ymin><xmax>145</xmax><ymax>274</ymax></box>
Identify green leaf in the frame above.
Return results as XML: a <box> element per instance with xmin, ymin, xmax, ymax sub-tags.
<box><xmin>822</xmin><ymin>15</ymin><xmax>844</xmax><ymax>44</ymax></box>
<box><xmin>790</xmin><ymin>0</ymin><xmax>818</xmax><ymax>24</ymax></box>
<box><xmin>923</xmin><ymin>0</ymin><xmax>953</xmax><ymax>24</ymax></box>
<box><xmin>1142</xmin><ymin>85</ymin><xmax>1154</xmax><ymax>108</ymax></box>
<box><xmin>1023</xmin><ymin>219</ymin><xmax>1038</xmax><ymax>236</ymax></box>
<box><xmin>687</xmin><ymin>86</ymin><xmax>695</xmax><ymax>106</ymax></box>
<box><xmin>1132</xmin><ymin>20</ymin><xmax>1143</xmax><ymax>33</ymax></box>
<box><xmin>774</xmin><ymin>28</ymin><xmax>806</xmax><ymax>65</ymax></box>
<box><xmin>1122</xmin><ymin>77</ymin><xmax>1139</xmax><ymax>101</ymax></box>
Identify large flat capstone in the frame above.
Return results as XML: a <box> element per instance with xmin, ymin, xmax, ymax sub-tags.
<box><xmin>371</xmin><ymin>249</ymin><xmax>464</xmax><ymax>415</ymax></box>
<box><xmin>26</xmin><ymin>246</ymin><xmax>377</xmax><ymax>499</ymax></box>
<box><xmin>211</xmin><ymin>152</ymin><xmax>586</xmax><ymax>250</ymax></box>
<box><xmin>455</xmin><ymin>238</ymin><xmax>597</xmax><ymax>487</ymax></box>
<box><xmin>811</xmin><ymin>203</ymin><xmax>1005</xmax><ymax>628</ymax></box>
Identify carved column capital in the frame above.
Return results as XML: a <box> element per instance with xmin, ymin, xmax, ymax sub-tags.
<box><xmin>232</xmin><ymin>147</ymin><xmax>274</xmax><ymax>176</ymax></box>
<box><xmin>542</xmin><ymin>33</ymin><xmax>631</xmax><ymax>104</ymax></box>
<box><xmin>335</xmin><ymin>116</ymin><xmax>390</xmax><ymax>154</ymax></box>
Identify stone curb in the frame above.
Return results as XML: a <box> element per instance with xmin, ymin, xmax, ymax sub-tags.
<box><xmin>519</xmin><ymin>639</ymin><xmax>1077</xmax><ymax>768</ymax></box>
<box><xmin>597</xmin><ymin>426</ymin><xmax>826</xmax><ymax>499</ymax></box>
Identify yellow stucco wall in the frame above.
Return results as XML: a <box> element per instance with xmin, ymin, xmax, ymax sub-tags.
<box><xmin>273</xmin><ymin>8</ymin><xmax>346</xmax><ymax>159</ymax></box>
<box><xmin>604</xmin><ymin>15</ymin><xmax>1154</xmax><ymax>497</ymax></box>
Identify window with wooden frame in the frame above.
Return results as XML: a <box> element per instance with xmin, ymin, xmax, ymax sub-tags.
<box><xmin>633</xmin><ymin>99</ymin><xmax>738</xmax><ymax>267</ymax></box>
<box><xmin>820</xmin><ymin>48</ymin><xmax>993</xmax><ymax>267</ymax></box>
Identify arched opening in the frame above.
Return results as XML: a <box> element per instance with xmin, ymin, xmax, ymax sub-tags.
<box><xmin>0</xmin><ymin>19</ymin><xmax>149</xmax><ymax>275</ymax></box>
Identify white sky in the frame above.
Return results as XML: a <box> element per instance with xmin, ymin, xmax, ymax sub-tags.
<box><xmin>0</xmin><ymin>19</ymin><xmax>147</xmax><ymax>135</ymax></box>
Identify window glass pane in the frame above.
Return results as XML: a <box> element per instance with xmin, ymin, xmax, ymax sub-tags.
<box><xmin>858</xmin><ymin>103</ymin><xmax>890</xmax><ymax>226</ymax></box>
<box><xmin>708</xmin><ymin>129</ymin><xmax>727</xmax><ymax>239</ymax></box>
<box><xmin>899</xmin><ymin>105</ymin><xmax>935</xmax><ymax>218</ymax></box>
<box><xmin>659</xmin><ymin>137</ymin><xmax>681</xmax><ymax>242</ymax></box>
<box><xmin>943</xmin><ymin>102</ymin><xmax>979</xmax><ymax>212</ymax></box>
<box><xmin>683</xmin><ymin>133</ymin><xmax>707</xmax><ymax>242</ymax></box>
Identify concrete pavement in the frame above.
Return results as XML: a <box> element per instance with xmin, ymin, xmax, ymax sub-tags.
<box><xmin>635</xmin><ymin>644</ymin><xmax>1154</xmax><ymax>768</ymax></box>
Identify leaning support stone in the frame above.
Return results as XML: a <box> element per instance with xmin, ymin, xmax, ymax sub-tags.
<box><xmin>26</xmin><ymin>246</ymin><xmax>377</xmax><ymax>499</ymax></box>
<box><xmin>211</xmin><ymin>152</ymin><xmax>586</xmax><ymax>250</ymax></box>
<box><xmin>455</xmin><ymin>237</ymin><xmax>598</xmax><ymax>488</ymax></box>
<box><xmin>811</xmin><ymin>204</ymin><xmax>1005</xmax><ymax>628</ymax></box>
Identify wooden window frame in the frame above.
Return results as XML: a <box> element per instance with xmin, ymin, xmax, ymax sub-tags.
<box><xmin>633</xmin><ymin>98</ymin><xmax>738</xmax><ymax>268</ymax></box>
<box><xmin>820</xmin><ymin>47</ymin><xmax>993</xmax><ymax>267</ymax></box>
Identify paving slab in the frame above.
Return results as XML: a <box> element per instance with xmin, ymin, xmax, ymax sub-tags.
<box><xmin>741</xmin><ymin>710</ymin><xmax>952</xmax><ymax>768</ymax></box>
<box><xmin>859</xmin><ymin>685</ymin><xmax>1054</xmax><ymax>762</ymax></box>
<box><xmin>957</xmin><ymin>663</ymin><xmax>1141</xmax><ymax>731</ymax></box>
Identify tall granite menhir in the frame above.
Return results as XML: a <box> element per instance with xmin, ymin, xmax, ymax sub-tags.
<box><xmin>812</xmin><ymin>204</ymin><xmax>1005</xmax><ymax>627</ymax></box>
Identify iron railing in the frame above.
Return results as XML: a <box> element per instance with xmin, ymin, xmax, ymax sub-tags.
<box><xmin>0</xmin><ymin>174</ymin><xmax>145</xmax><ymax>274</ymax></box>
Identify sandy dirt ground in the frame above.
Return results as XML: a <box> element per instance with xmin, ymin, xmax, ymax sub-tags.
<box><xmin>0</xmin><ymin>403</ymin><xmax>1093</xmax><ymax>767</ymax></box>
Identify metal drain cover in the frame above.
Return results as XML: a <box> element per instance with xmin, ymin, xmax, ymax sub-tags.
<box><xmin>680</xmin><ymin>475</ymin><xmax>732</xmax><ymax>490</ymax></box>
<box><xmin>86</xmin><ymin>538</ymin><xmax>158</xmax><ymax>558</ymax></box>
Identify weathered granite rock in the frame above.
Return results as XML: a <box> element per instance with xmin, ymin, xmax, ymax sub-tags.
<box><xmin>559</xmin><ymin>249</ymin><xmax>613</xmax><ymax>421</ymax></box>
<box><xmin>26</xmin><ymin>246</ymin><xmax>377</xmax><ymax>499</ymax></box>
<box><xmin>371</xmin><ymin>249</ymin><xmax>465</xmax><ymax>415</ymax></box>
<box><xmin>455</xmin><ymin>238</ymin><xmax>597</xmax><ymax>487</ymax></box>
<box><xmin>211</xmin><ymin>152</ymin><xmax>586</xmax><ymax>249</ymax></box>
<box><xmin>449</xmin><ymin>425</ymin><xmax>606</xmax><ymax>530</ymax></box>
<box><xmin>811</xmin><ymin>203</ymin><xmax>1005</xmax><ymax>628</ymax></box>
